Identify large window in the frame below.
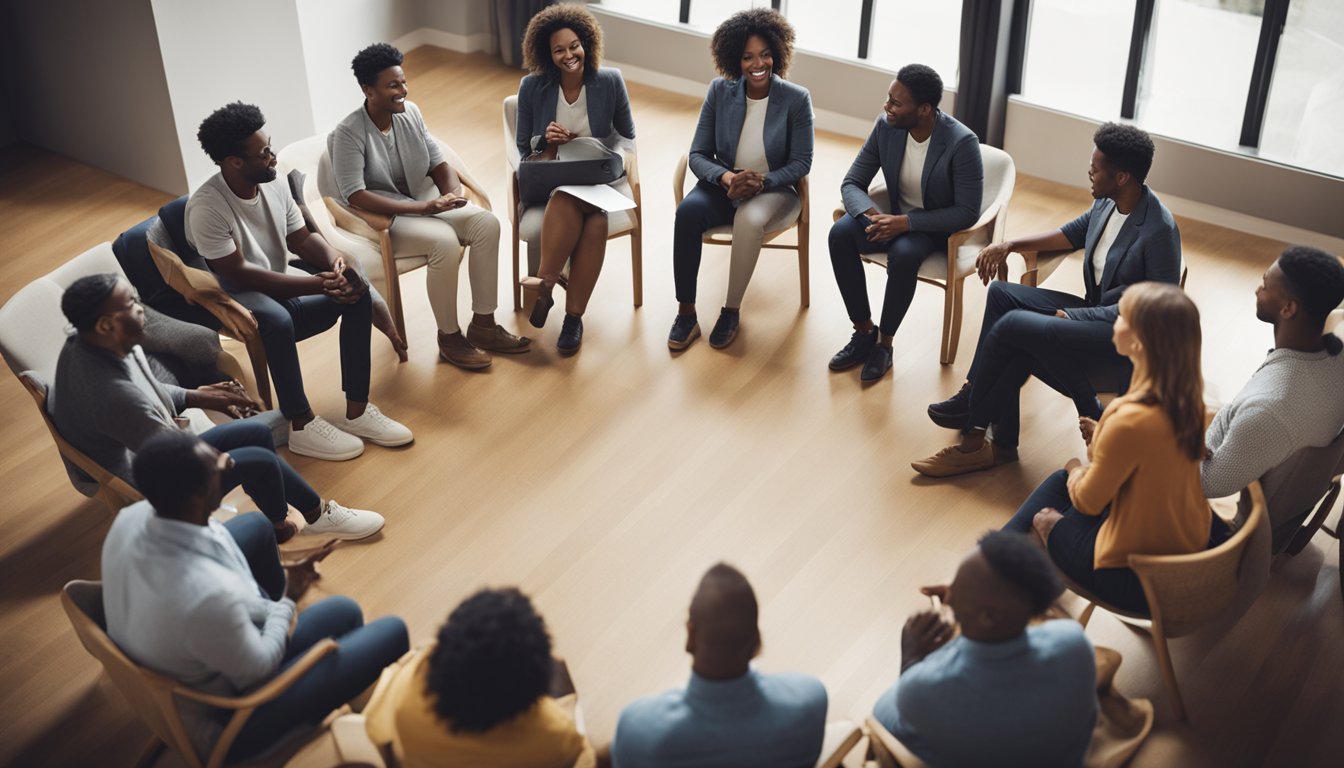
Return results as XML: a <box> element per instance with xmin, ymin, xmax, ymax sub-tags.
<box><xmin>1259</xmin><ymin>0</ymin><xmax>1344</xmax><ymax>177</ymax></box>
<box><xmin>868</xmin><ymin>1</ymin><xmax>962</xmax><ymax>88</ymax></box>
<box><xmin>1020</xmin><ymin>0</ymin><xmax>1135</xmax><ymax>121</ymax></box>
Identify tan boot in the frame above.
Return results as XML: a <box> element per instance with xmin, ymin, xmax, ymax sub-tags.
<box><xmin>466</xmin><ymin>323</ymin><xmax>532</xmax><ymax>354</ymax></box>
<box><xmin>438</xmin><ymin>331</ymin><xmax>491</xmax><ymax>370</ymax></box>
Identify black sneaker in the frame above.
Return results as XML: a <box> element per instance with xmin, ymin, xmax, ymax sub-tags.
<box><xmin>927</xmin><ymin>381</ymin><xmax>972</xmax><ymax>429</ymax></box>
<box><xmin>708</xmin><ymin>308</ymin><xmax>740</xmax><ymax>349</ymax></box>
<box><xmin>557</xmin><ymin>314</ymin><xmax>583</xmax><ymax>356</ymax></box>
<box><xmin>828</xmin><ymin>328</ymin><xmax>878</xmax><ymax>371</ymax></box>
<box><xmin>668</xmin><ymin>314</ymin><xmax>701</xmax><ymax>350</ymax></box>
<box><xmin>860</xmin><ymin>343</ymin><xmax>893</xmax><ymax>383</ymax></box>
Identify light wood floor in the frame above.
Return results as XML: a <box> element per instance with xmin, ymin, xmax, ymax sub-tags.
<box><xmin>1</xmin><ymin>49</ymin><xmax>1339</xmax><ymax>767</ymax></box>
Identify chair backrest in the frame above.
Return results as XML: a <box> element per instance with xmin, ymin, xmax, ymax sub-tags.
<box><xmin>979</xmin><ymin>145</ymin><xmax>1016</xmax><ymax>243</ymax></box>
<box><xmin>503</xmin><ymin>95</ymin><xmax>521</xmax><ymax>171</ymax></box>
<box><xmin>61</xmin><ymin>580</ymin><xmax>207</xmax><ymax>768</ymax></box>
<box><xmin>18</xmin><ymin>371</ymin><xmax>139</xmax><ymax>502</ymax></box>
<box><xmin>1129</xmin><ymin>480</ymin><xmax>1268</xmax><ymax>638</ymax></box>
<box><xmin>1258</xmin><ymin>427</ymin><xmax>1344</xmax><ymax>551</ymax></box>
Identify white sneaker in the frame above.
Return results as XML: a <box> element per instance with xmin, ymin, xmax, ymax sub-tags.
<box><xmin>288</xmin><ymin>416</ymin><xmax>365</xmax><ymax>461</ymax></box>
<box><xmin>300</xmin><ymin>500</ymin><xmax>385</xmax><ymax>540</ymax></box>
<box><xmin>331</xmin><ymin>403</ymin><xmax>414</xmax><ymax>447</ymax></box>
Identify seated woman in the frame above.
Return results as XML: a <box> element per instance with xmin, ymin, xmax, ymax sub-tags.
<box><xmin>517</xmin><ymin>4</ymin><xmax>636</xmax><ymax>356</ymax></box>
<box><xmin>1002</xmin><ymin>282</ymin><xmax>1229</xmax><ymax>612</ymax></box>
<box><xmin>668</xmin><ymin>8</ymin><xmax>813</xmax><ymax>351</ymax></box>
<box><xmin>364</xmin><ymin>587</ymin><xmax>594</xmax><ymax>767</ymax></box>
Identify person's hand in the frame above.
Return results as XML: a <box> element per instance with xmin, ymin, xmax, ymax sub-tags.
<box><xmin>192</xmin><ymin>380</ymin><xmax>260</xmax><ymax>417</ymax></box>
<box><xmin>865</xmin><ymin>213</ymin><xmax>909</xmax><ymax>243</ymax></box>
<box><xmin>976</xmin><ymin>242</ymin><xmax>1012</xmax><ymax>285</ymax></box>
<box><xmin>420</xmin><ymin>193</ymin><xmax>467</xmax><ymax>215</ymax></box>
<box><xmin>1064</xmin><ymin>457</ymin><xmax>1083</xmax><ymax>473</ymax></box>
<box><xmin>900</xmin><ymin>609</ymin><xmax>956</xmax><ymax>671</ymax></box>
<box><xmin>1055</xmin><ymin>309</ymin><xmax>1070</xmax><ymax>319</ymax></box>
<box><xmin>725</xmin><ymin>170</ymin><xmax>764</xmax><ymax>200</ymax></box>
<box><xmin>317</xmin><ymin>269</ymin><xmax>361</xmax><ymax>304</ymax></box>
<box><xmin>1078</xmin><ymin>417</ymin><xmax>1098</xmax><ymax>446</ymax></box>
<box><xmin>544</xmin><ymin>121</ymin><xmax>575</xmax><ymax>147</ymax></box>
<box><xmin>1032</xmin><ymin>507</ymin><xmax>1064</xmax><ymax>548</ymax></box>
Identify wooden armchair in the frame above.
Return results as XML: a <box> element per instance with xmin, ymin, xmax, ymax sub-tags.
<box><xmin>61</xmin><ymin>580</ymin><xmax>338</xmax><ymax>768</ymax></box>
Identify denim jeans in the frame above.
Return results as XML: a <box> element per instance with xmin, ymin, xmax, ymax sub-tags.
<box><xmin>828</xmin><ymin>213</ymin><xmax>941</xmax><ymax>336</ymax></box>
<box><xmin>206</xmin><ymin>418</ymin><xmax>320</xmax><ymax>524</ymax></box>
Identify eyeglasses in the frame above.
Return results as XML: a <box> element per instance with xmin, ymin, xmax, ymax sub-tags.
<box><xmin>239</xmin><ymin>146</ymin><xmax>276</xmax><ymax>161</ymax></box>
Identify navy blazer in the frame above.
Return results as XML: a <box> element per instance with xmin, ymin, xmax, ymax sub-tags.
<box><xmin>687</xmin><ymin>74</ymin><xmax>814</xmax><ymax>193</ymax></box>
<box><xmin>1059</xmin><ymin>186</ymin><xmax>1182</xmax><ymax>323</ymax></box>
<box><xmin>840</xmin><ymin>111</ymin><xmax>983</xmax><ymax>236</ymax></box>
<box><xmin>516</xmin><ymin>67</ymin><xmax>636</xmax><ymax>157</ymax></box>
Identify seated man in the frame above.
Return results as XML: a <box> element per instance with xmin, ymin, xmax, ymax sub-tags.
<box><xmin>609</xmin><ymin>563</ymin><xmax>827</xmax><ymax>767</ymax></box>
<box><xmin>873</xmin><ymin>531</ymin><xmax>1097</xmax><ymax>766</ymax></box>
<box><xmin>365</xmin><ymin>587</ymin><xmax>594</xmax><ymax>766</ymax></box>
<box><xmin>103</xmin><ymin>431</ymin><xmax>409</xmax><ymax>762</ymax></box>
<box><xmin>1203</xmin><ymin>247</ymin><xmax>1344</xmax><ymax>526</ymax></box>
<box><xmin>187</xmin><ymin>101</ymin><xmax>412</xmax><ymax>461</ymax></box>
<box><xmin>828</xmin><ymin>64</ymin><xmax>983</xmax><ymax>382</ymax></box>
<box><xmin>915</xmin><ymin>123</ymin><xmax>1180</xmax><ymax>477</ymax></box>
<box><xmin>50</xmin><ymin>274</ymin><xmax>382</xmax><ymax>541</ymax></box>
<box><xmin>330</xmin><ymin>43</ymin><xmax>528</xmax><ymax>370</ymax></box>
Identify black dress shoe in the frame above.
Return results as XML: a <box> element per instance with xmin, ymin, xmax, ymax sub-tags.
<box><xmin>668</xmin><ymin>313</ymin><xmax>701</xmax><ymax>350</ymax></box>
<box><xmin>557</xmin><ymin>314</ymin><xmax>583</xmax><ymax>356</ymax></box>
<box><xmin>860</xmin><ymin>344</ymin><xmax>893</xmax><ymax>383</ymax></box>
<box><xmin>708</xmin><ymin>308</ymin><xmax>740</xmax><ymax>349</ymax></box>
<box><xmin>928</xmin><ymin>381</ymin><xmax>972</xmax><ymax>429</ymax></box>
<box><xmin>829</xmin><ymin>328</ymin><xmax>878</xmax><ymax>371</ymax></box>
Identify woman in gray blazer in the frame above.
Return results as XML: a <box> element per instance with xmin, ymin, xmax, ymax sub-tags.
<box><xmin>669</xmin><ymin>9</ymin><xmax>813</xmax><ymax>352</ymax></box>
<box><xmin>516</xmin><ymin>4</ymin><xmax>636</xmax><ymax>356</ymax></box>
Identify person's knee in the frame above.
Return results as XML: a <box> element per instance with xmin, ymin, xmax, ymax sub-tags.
<box><xmin>317</xmin><ymin>595</ymin><xmax>365</xmax><ymax>631</ymax></box>
<box><xmin>472</xmin><ymin>210</ymin><xmax>502</xmax><ymax>243</ymax></box>
<box><xmin>366</xmin><ymin>616</ymin><xmax>411</xmax><ymax>657</ymax></box>
<box><xmin>229</xmin><ymin>511</ymin><xmax>276</xmax><ymax>547</ymax></box>
<box><xmin>232</xmin><ymin>419</ymin><xmax>275</xmax><ymax>450</ymax></box>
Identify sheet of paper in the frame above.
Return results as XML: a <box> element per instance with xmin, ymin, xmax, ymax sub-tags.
<box><xmin>553</xmin><ymin>184</ymin><xmax>637</xmax><ymax>212</ymax></box>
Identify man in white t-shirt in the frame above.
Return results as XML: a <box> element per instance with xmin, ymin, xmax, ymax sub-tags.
<box><xmin>915</xmin><ymin>123</ymin><xmax>1182</xmax><ymax>478</ymax></box>
<box><xmin>186</xmin><ymin>102</ymin><xmax>412</xmax><ymax>462</ymax></box>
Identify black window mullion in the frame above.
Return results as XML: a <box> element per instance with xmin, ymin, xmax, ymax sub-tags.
<box><xmin>1120</xmin><ymin>0</ymin><xmax>1157</xmax><ymax>120</ymax></box>
<box><xmin>1239</xmin><ymin>0</ymin><xmax>1291</xmax><ymax>148</ymax></box>
<box><xmin>679</xmin><ymin>0</ymin><xmax>691</xmax><ymax>25</ymax></box>
<box><xmin>858</xmin><ymin>0</ymin><xmax>875</xmax><ymax>59</ymax></box>
<box><xmin>1006</xmin><ymin>0</ymin><xmax>1031</xmax><ymax>95</ymax></box>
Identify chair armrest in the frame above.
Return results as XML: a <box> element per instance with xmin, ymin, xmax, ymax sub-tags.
<box><xmin>174</xmin><ymin>639</ymin><xmax>339</xmax><ymax>709</ymax></box>
<box><xmin>797</xmin><ymin>175</ymin><xmax>810</xmax><ymax>224</ymax></box>
<box><xmin>816</xmin><ymin>719</ymin><xmax>862</xmax><ymax>768</ymax></box>
<box><xmin>864</xmin><ymin>716</ymin><xmax>929</xmax><ymax>768</ymax></box>
<box><xmin>146</xmin><ymin>241</ymin><xmax>259</xmax><ymax>343</ymax></box>
<box><xmin>672</xmin><ymin>153</ymin><xmax>689</xmax><ymax>206</ymax></box>
<box><xmin>457</xmin><ymin>168</ymin><xmax>493</xmax><ymax>213</ymax></box>
<box><xmin>325</xmin><ymin>198</ymin><xmax>393</xmax><ymax>236</ymax></box>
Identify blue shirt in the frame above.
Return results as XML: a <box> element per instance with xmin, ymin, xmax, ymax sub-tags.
<box><xmin>873</xmin><ymin>620</ymin><xmax>1097</xmax><ymax>768</ymax></box>
<box><xmin>611</xmin><ymin>668</ymin><xmax>827</xmax><ymax>768</ymax></box>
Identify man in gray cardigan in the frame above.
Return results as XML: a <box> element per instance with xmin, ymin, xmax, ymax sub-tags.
<box><xmin>828</xmin><ymin>64</ymin><xmax>984</xmax><ymax>382</ymax></box>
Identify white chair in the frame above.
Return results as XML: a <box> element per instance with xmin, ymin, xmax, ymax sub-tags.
<box><xmin>502</xmin><ymin>94</ymin><xmax>644</xmax><ymax>311</ymax></box>
<box><xmin>830</xmin><ymin>144</ymin><xmax>1016</xmax><ymax>365</ymax></box>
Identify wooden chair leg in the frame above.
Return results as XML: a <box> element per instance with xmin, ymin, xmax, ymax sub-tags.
<box><xmin>243</xmin><ymin>337</ymin><xmax>272</xmax><ymax>411</ymax></box>
<box><xmin>1151</xmin><ymin>630</ymin><xmax>1187</xmax><ymax>721</ymax></box>
<box><xmin>942</xmin><ymin>277</ymin><xmax>965</xmax><ymax>365</ymax></box>
<box><xmin>133</xmin><ymin>737</ymin><xmax>166</xmax><ymax>768</ymax></box>
<box><xmin>1077</xmin><ymin>601</ymin><xmax>1097</xmax><ymax>628</ymax></box>
<box><xmin>630</xmin><ymin>225</ymin><xmax>643</xmax><ymax>308</ymax></box>
<box><xmin>378</xmin><ymin>231</ymin><xmax>406</xmax><ymax>344</ymax></box>
<box><xmin>512</xmin><ymin>218</ymin><xmax>523</xmax><ymax>311</ymax></box>
<box><xmin>938</xmin><ymin>283</ymin><xmax>957</xmax><ymax>366</ymax></box>
<box><xmin>798</xmin><ymin>235</ymin><xmax>810</xmax><ymax>309</ymax></box>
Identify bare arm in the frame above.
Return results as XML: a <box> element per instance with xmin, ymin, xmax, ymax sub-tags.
<box><xmin>975</xmin><ymin>229</ymin><xmax>1076</xmax><ymax>284</ymax></box>
<box><xmin>347</xmin><ymin>162</ymin><xmax>466</xmax><ymax>217</ymax></box>
<box><xmin>208</xmin><ymin>249</ymin><xmax>326</xmax><ymax>300</ymax></box>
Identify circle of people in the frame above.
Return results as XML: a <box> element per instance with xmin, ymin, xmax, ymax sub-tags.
<box><xmin>57</xmin><ymin>6</ymin><xmax>1344</xmax><ymax>767</ymax></box>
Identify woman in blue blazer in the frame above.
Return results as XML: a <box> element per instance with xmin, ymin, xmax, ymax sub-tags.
<box><xmin>669</xmin><ymin>9</ymin><xmax>814</xmax><ymax>351</ymax></box>
<box><xmin>516</xmin><ymin>4</ymin><xmax>636</xmax><ymax>356</ymax></box>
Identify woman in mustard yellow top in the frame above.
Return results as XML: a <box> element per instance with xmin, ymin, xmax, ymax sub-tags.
<box><xmin>364</xmin><ymin>588</ymin><xmax>595</xmax><ymax>767</ymax></box>
<box><xmin>1003</xmin><ymin>282</ymin><xmax>1230</xmax><ymax>613</ymax></box>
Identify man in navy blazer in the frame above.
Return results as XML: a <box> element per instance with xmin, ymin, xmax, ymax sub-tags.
<box><xmin>914</xmin><ymin>123</ymin><xmax>1182</xmax><ymax>478</ymax></box>
<box><xmin>828</xmin><ymin>64</ymin><xmax>983</xmax><ymax>382</ymax></box>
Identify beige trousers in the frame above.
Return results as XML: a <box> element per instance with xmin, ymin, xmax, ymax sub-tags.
<box><xmin>388</xmin><ymin>204</ymin><xmax>500</xmax><ymax>334</ymax></box>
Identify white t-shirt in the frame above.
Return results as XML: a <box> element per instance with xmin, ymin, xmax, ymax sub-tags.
<box><xmin>1092</xmin><ymin>209</ymin><xmax>1130</xmax><ymax>284</ymax></box>
<box><xmin>734</xmin><ymin>96</ymin><xmax>771</xmax><ymax>174</ymax></box>
<box><xmin>898</xmin><ymin>131</ymin><xmax>930</xmax><ymax>214</ymax></box>
<box><xmin>185</xmin><ymin>173</ymin><xmax>305</xmax><ymax>275</ymax></box>
<box><xmin>555</xmin><ymin>86</ymin><xmax>592</xmax><ymax>139</ymax></box>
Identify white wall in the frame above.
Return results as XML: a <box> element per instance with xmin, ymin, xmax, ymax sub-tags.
<box><xmin>415</xmin><ymin>0</ymin><xmax>496</xmax><ymax>53</ymax></box>
<box><xmin>150</xmin><ymin>0</ymin><xmax>317</xmax><ymax>190</ymax></box>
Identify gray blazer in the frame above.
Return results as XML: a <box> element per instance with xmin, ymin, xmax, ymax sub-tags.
<box><xmin>688</xmin><ymin>74</ymin><xmax>813</xmax><ymax>193</ymax></box>
<box><xmin>1060</xmin><ymin>186</ymin><xmax>1182</xmax><ymax>322</ymax></box>
<box><xmin>840</xmin><ymin>111</ymin><xmax>983</xmax><ymax>235</ymax></box>
<box><xmin>516</xmin><ymin>67</ymin><xmax>636</xmax><ymax>156</ymax></box>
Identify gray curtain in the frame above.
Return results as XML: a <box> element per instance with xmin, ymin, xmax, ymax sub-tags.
<box><xmin>954</xmin><ymin>0</ymin><xmax>1019</xmax><ymax>148</ymax></box>
<box><xmin>493</xmin><ymin>0</ymin><xmax>555</xmax><ymax>68</ymax></box>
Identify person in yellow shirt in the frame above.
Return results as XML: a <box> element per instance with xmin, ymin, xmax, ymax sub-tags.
<box><xmin>364</xmin><ymin>587</ymin><xmax>594</xmax><ymax>767</ymax></box>
<box><xmin>1002</xmin><ymin>282</ymin><xmax>1229</xmax><ymax>612</ymax></box>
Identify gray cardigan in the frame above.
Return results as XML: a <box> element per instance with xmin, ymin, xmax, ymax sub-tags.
<box><xmin>516</xmin><ymin>67</ymin><xmax>636</xmax><ymax>156</ymax></box>
<box><xmin>328</xmin><ymin>100</ymin><xmax>445</xmax><ymax>204</ymax></box>
<box><xmin>688</xmin><ymin>74</ymin><xmax>814</xmax><ymax>193</ymax></box>
<box><xmin>840</xmin><ymin>111</ymin><xmax>983</xmax><ymax>235</ymax></box>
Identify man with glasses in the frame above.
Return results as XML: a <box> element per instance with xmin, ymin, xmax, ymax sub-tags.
<box><xmin>50</xmin><ymin>273</ymin><xmax>384</xmax><ymax>541</ymax></box>
<box><xmin>186</xmin><ymin>102</ymin><xmax>412</xmax><ymax>462</ymax></box>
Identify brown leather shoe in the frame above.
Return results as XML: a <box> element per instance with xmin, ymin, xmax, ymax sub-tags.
<box><xmin>911</xmin><ymin>441</ymin><xmax>996</xmax><ymax>478</ymax></box>
<box><xmin>466</xmin><ymin>323</ymin><xmax>532</xmax><ymax>354</ymax></box>
<box><xmin>438</xmin><ymin>331</ymin><xmax>491</xmax><ymax>370</ymax></box>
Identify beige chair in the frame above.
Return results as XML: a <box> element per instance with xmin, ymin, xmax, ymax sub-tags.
<box><xmin>503</xmin><ymin>94</ymin><xmax>644</xmax><ymax>311</ymax></box>
<box><xmin>1064</xmin><ymin>481</ymin><xmax>1269</xmax><ymax>721</ymax></box>
<box><xmin>62</xmin><ymin>580</ymin><xmax>339</xmax><ymax>768</ymax></box>
<box><xmin>677</xmin><ymin>153</ymin><xmax>811</xmax><ymax>310</ymax></box>
<box><xmin>817</xmin><ymin>720</ymin><xmax>863</xmax><ymax>768</ymax></box>
<box><xmin>829</xmin><ymin>144</ymin><xmax>1015</xmax><ymax>364</ymax></box>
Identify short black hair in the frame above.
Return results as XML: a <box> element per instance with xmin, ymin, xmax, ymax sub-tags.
<box><xmin>897</xmin><ymin>63</ymin><xmax>944</xmax><ymax>109</ymax></box>
<box><xmin>197</xmin><ymin>102</ymin><xmax>266</xmax><ymax>164</ymax></box>
<box><xmin>522</xmin><ymin>4</ymin><xmax>603</xmax><ymax>80</ymax></box>
<box><xmin>710</xmin><ymin>8</ymin><xmax>795</xmax><ymax>80</ymax></box>
<box><xmin>133</xmin><ymin>431</ymin><xmax>212</xmax><ymax>516</ymax></box>
<box><xmin>426</xmin><ymin>587</ymin><xmax>553</xmax><ymax>733</ymax></box>
<box><xmin>1278</xmin><ymin>245</ymin><xmax>1344</xmax><ymax>327</ymax></box>
<box><xmin>978</xmin><ymin>530</ymin><xmax>1064</xmax><ymax>615</ymax></box>
<box><xmin>1093</xmin><ymin>122</ymin><xmax>1155</xmax><ymax>184</ymax></box>
<box><xmin>61</xmin><ymin>274</ymin><xmax>121</xmax><ymax>332</ymax></box>
<box><xmin>352</xmin><ymin>43</ymin><xmax>404</xmax><ymax>87</ymax></box>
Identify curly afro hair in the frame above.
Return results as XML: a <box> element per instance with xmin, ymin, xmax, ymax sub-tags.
<box><xmin>1093</xmin><ymin>122</ymin><xmax>1155</xmax><ymax>184</ymax></box>
<box><xmin>978</xmin><ymin>530</ymin><xmax>1064</xmax><ymax>615</ymax></box>
<box><xmin>197</xmin><ymin>102</ymin><xmax>265</xmax><ymax>164</ymax></box>
<box><xmin>710</xmin><ymin>8</ymin><xmax>795</xmax><ymax>80</ymax></box>
<box><xmin>522</xmin><ymin>3</ymin><xmax>603</xmax><ymax>80</ymax></box>
<box><xmin>897</xmin><ymin>63</ymin><xmax>944</xmax><ymax>108</ymax></box>
<box><xmin>61</xmin><ymin>273</ymin><xmax>121</xmax><ymax>332</ymax></box>
<box><xmin>425</xmin><ymin>588</ymin><xmax>554</xmax><ymax>733</ymax></box>
<box><xmin>351</xmin><ymin>42</ymin><xmax>404</xmax><ymax>87</ymax></box>
<box><xmin>1277</xmin><ymin>245</ymin><xmax>1344</xmax><ymax>327</ymax></box>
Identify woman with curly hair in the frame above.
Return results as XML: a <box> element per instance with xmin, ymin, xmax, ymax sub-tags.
<box><xmin>516</xmin><ymin>3</ymin><xmax>636</xmax><ymax>355</ymax></box>
<box><xmin>363</xmin><ymin>587</ymin><xmax>594</xmax><ymax>766</ymax></box>
<box><xmin>667</xmin><ymin>8</ymin><xmax>813</xmax><ymax>352</ymax></box>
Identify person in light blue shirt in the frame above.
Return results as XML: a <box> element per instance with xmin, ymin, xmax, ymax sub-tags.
<box><xmin>873</xmin><ymin>530</ymin><xmax>1097</xmax><ymax>767</ymax></box>
<box><xmin>609</xmin><ymin>563</ymin><xmax>827</xmax><ymax>768</ymax></box>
